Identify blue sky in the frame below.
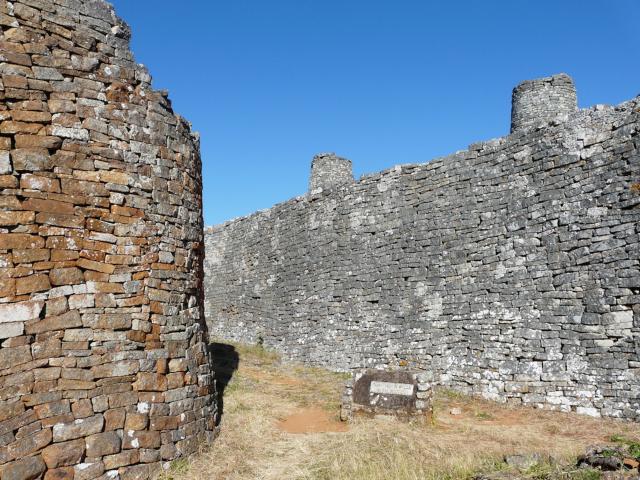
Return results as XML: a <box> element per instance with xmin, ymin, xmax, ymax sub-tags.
<box><xmin>110</xmin><ymin>0</ymin><xmax>639</xmax><ymax>226</ymax></box>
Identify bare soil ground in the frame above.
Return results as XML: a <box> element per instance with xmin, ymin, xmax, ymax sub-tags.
<box><xmin>159</xmin><ymin>342</ymin><xmax>640</xmax><ymax>480</ymax></box>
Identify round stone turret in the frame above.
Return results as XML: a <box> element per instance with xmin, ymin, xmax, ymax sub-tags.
<box><xmin>511</xmin><ymin>73</ymin><xmax>577</xmax><ymax>133</ymax></box>
<box><xmin>0</xmin><ymin>1</ymin><xmax>215</xmax><ymax>478</ymax></box>
<box><xmin>309</xmin><ymin>153</ymin><xmax>354</xmax><ymax>192</ymax></box>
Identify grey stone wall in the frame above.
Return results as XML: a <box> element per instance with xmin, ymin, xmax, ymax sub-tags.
<box><xmin>205</xmin><ymin>76</ymin><xmax>640</xmax><ymax>420</ymax></box>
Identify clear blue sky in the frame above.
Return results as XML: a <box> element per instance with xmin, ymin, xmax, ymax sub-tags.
<box><xmin>110</xmin><ymin>0</ymin><xmax>639</xmax><ymax>226</ymax></box>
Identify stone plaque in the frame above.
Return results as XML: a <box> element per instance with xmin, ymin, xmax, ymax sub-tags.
<box><xmin>341</xmin><ymin>369</ymin><xmax>434</xmax><ymax>421</ymax></box>
<box><xmin>370</xmin><ymin>381</ymin><xmax>415</xmax><ymax>396</ymax></box>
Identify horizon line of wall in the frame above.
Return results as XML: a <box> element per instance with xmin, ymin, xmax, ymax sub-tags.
<box><xmin>204</xmin><ymin>74</ymin><xmax>640</xmax><ymax>420</ymax></box>
<box><xmin>206</xmin><ymin>72</ymin><xmax>605</xmax><ymax>230</ymax></box>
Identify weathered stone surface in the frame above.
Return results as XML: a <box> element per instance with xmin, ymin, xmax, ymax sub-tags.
<box><xmin>0</xmin><ymin>322</ymin><xmax>25</xmax><ymax>339</ymax></box>
<box><xmin>11</xmin><ymin>148</ymin><xmax>50</xmax><ymax>171</ymax></box>
<box><xmin>133</xmin><ymin>373</ymin><xmax>167</xmax><ymax>392</ymax></box>
<box><xmin>91</xmin><ymin>361</ymin><xmax>139</xmax><ymax>379</ymax></box>
<box><xmin>206</xmin><ymin>75</ymin><xmax>640</xmax><ymax>421</ymax></box>
<box><xmin>85</xmin><ymin>432</ymin><xmax>121</xmax><ymax>458</ymax></box>
<box><xmin>52</xmin><ymin>415</ymin><xmax>104</xmax><ymax>443</ymax></box>
<box><xmin>49</xmin><ymin>268</ymin><xmax>84</xmax><ymax>286</ymax></box>
<box><xmin>74</xmin><ymin>461</ymin><xmax>105</xmax><ymax>480</ymax></box>
<box><xmin>0</xmin><ymin>211</ymin><xmax>35</xmax><ymax>226</ymax></box>
<box><xmin>0</xmin><ymin>1</ymin><xmax>215</xmax><ymax>478</ymax></box>
<box><xmin>0</xmin><ymin>301</ymin><xmax>44</xmax><ymax>323</ymax></box>
<box><xmin>25</xmin><ymin>310</ymin><xmax>82</xmax><ymax>334</ymax></box>
<box><xmin>0</xmin><ymin>345</ymin><xmax>32</xmax><ymax>367</ymax></box>
<box><xmin>43</xmin><ymin>466</ymin><xmax>74</xmax><ymax>480</ymax></box>
<box><xmin>103</xmin><ymin>450</ymin><xmax>138</xmax><ymax>470</ymax></box>
<box><xmin>6</xmin><ymin>430</ymin><xmax>51</xmax><ymax>462</ymax></box>
<box><xmin>0</xmin><ymin>402</ymin><xmax>25</xmax><ymax>423</ymax></box>
<box><xmin>0</xmin><ymin>151</ymin><xmax>11</xmax><ymax>174</ymax></box>
<box><xmin>76</xmin><ymin>258</ymin><xmax>114</xmax><ymax>274</ymax></box>
<box><xmin>16</xmin><ymin>274</ymin><xmax>51</xmax><ymax>295</ymax></box>
<box><xmin>104</xmin><ymin>409</ymin><xmax>126</xmax><ymax>431</ymax></box>
<box><xmin>41</xmin><ymin>439</ymin><xmax>85</xmax><ymax>468</ymax></box>
<box><xmin>0</xmin><ymin>234</ymin><xmax>45</xmax><ymax>249</ymax></box>
<box><xmin>0</xmin><ymin>456</ymin><xmax>46</xmax><ymax>480</ymax></box>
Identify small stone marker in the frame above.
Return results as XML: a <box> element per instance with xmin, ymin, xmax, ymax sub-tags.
<box><xmin>340</xmin><ymin>370</ymin><xmax>434</xmax><ymax>421</ymax></box>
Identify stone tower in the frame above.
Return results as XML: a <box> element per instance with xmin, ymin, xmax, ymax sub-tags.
<box><xmin>510</xmin><ymin>73</ymin><xmax>578</xmax><ymax>132</ymax></box>
<box><xmin>0</xmin><ymin>1</ymin><xmax>215</xmax><ymax>478</ymax></box>
<box><xmin>309</xmin><ymin>152</ymin><xmax>354</xmax><ymax>192</ymax></box>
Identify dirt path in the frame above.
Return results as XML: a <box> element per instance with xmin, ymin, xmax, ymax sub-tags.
<box><xmin>277</xmin><ymin>407</ymin><xmax>349</xmax><ymax>434</ymax></box>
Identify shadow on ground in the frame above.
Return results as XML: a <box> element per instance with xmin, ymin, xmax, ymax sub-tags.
<box><xmin>209</xmin><ymin>342</ymin><xmax>240</xmax><ymax>425</ymax></box>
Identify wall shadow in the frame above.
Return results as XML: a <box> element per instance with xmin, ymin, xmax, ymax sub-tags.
<box><xmin>209</xmin><ymin>342</ymin><xmax>240</xmax><ymax>425</ymax></box>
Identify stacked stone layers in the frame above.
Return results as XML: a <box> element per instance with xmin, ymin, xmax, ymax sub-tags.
<box><xmin>309</xmin><ymin>152</ymin><xmax>354</xmax><ymax>192</ymax></box>
<box><xmin>206</xmin><ymin>86</ymin><xmax>640</xmax><ymax>420</ymax></box>
<box><xmin>511</xmin><ymin>73</ymin><xmax>578</xmax><ymax>132</ymax></box>
<box><xmin>0</xmin><ymin>1</ymin><xmax>215</xmax><ymax>479</ymax></box>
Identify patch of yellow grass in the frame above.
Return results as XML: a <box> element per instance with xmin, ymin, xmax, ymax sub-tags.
<box><xmin>159</xmin><ymin>342</ymin><xmax>639</xmax><ymax>480</ymax></box>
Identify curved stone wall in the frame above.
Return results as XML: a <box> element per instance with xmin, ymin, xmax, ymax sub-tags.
<box><xmin>0</xmin><ymin>1</ymin><xmax>215</xmax><ymax>478</ymax></box>
<box><xmin>206</xmin><ymin>76</ymin><xmax>640</xmax><ymax>420</ymax></box>
<box><xmin>511</xmin><ymin>73</ymin><xmax>578</xmax><ymax>132</ymax></box>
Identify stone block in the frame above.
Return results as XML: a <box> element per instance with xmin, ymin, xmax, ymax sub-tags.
<box><xmin>43</xmin><ymin>466</ymin><xmax>74</xmax><ymax>480</ymax></box>
<box><xmin>34</xmin><ymin>400</ymin><xmax>70</xmax><ymax>420</ymax></box>
<box><xmin>0</xmin><ymin>210</ymin><xmax>35</xmax><ymax>226</ymax></box>
<box><xmin>11</xmin><ymin>148</ymin><xmax>50</xmax><ymax>171</ymax></box>
<box><xmin>133</xmin><ymin>373</ymin><xmax>167</xmax><ymax>392</ymax></box>
<box><xmin>7</xmin><ymin>428</ymin><xmax>52</xmax><ymax>458</ymax></box>
<box><xmin>77</xmin><ymin>258</ymin><xmax>115</xmax><ymax>274</ymax></box>
<box><xmin>15</xmin><ymin>135</ymin><xmax>62</xmax><ymax>150</ymax></box>
<box><xmin>26</xmin><ymin>310</ymin><xmax>82</xmax><ymax>335</ymax></box>
<box><xmin>0</xmin><ymin>233</ymin><xmax>45</xmax><ymax>249</ymax></box>
<box><xmin>85</xmin><ymin>431</ymin><xmax>121</xmax><ymax>457</ymax></box>
<box><xmin>0</xmin><ymin>456</ymin><xmax>46</xmax><ymax>480</ymax></box>
<box><xmin>0</xmin><ymin>300</ymin><xmax>44</xmax><ymax>323</ymax></box>
<box><xmin>104</xmin><ymin>408</ymin><xmax>126</xmax><ymax>431</ymax></box>
<box><xmin>103</xmin><ymin>449</ymin><xmax>139</xmax><ymax>470</ymax></box>
<box><xmin>74</xmin><ymin>461</ymin><xmax>105</xmax><ymax>480</ymax></box>
<box><xmin>0</xmin><ymin>345</ymin><xmax>32</xmax><ymax>368</ymax></box>
<box><xmin>13</xmin><ymin>248</ymin><xmax>51</xmax><ymax>263</ymax></box>
<box><xmin>0</xmin><ymin>401</ymin><xmax>25</xmax><ymax>423</ymax></box>
<box><xmin>49</xmin><ymin>268</ymin><xmax>84</xmax><ymax>286</ymax></box>
<box><xmin>15</xmin><ymin>274</ymin><xmax>51</xmax><ymax>295</ymax></box>
<box><xmin>52</xmin><ymin>415</ymin><xmax>104</xmax><ymax>442</ymax></box>
<box><xmin>0</xmin><ymin>150</ymin><xmax>11</xmax><ymax>174</ymax></box>
<box><xmin>41</xmin><ymin>439</ymin><xmax>85</xmax><ymax>468</ymax></box>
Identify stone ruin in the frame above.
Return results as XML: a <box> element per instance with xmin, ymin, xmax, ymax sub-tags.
<box><xmin>0</xmin><ymin>1</ymin><xmax>215</xmax><ymax>479</ymax></box>
<box><xmin>206</xmin><ymin>74</ymin><xmax>640</xmax><ymax>421</ymax></box>
<box><xmin>0</xmin><ymin>0</ymin><xmax>639</xmax><ymax>477</ymax></box>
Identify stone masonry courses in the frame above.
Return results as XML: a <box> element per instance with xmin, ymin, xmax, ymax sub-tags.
<box><xmin>205</xmin><ymin>74</ymin><xmax>640</xmax><ymax>421</ymax></box>
<box><xmin>0</xmin><ymin>1</ymin><xmax>216</xmax><ymax>479</ymax></box>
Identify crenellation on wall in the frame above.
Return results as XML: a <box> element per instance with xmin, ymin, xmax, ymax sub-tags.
<box><xmin>205</xmin><ymin>75</ymin><xmax>639</xmax><ymax>420</ymax></box>
<box><xmin>0</xmin><ymin>1</ymin><xmax>216</xmax><ymax>478</ymax></box>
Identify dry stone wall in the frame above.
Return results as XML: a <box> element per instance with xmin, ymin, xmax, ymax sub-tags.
<box><xmin>206</xmin><ymin>75</ymin><xmax>640</xmax><ymax>420</ymax></box>
<box><xmin>0</xmin><ymin>1</ymin><xmax>215</xmax><ymax>479</ymax></box>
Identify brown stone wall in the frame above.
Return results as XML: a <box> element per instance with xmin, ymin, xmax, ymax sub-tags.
<box><xmin>0</xmin><ymin>1</ymin><xmax>216</xmax><ymax>478</ymax></box>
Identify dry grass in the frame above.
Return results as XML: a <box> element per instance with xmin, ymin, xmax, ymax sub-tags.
<box><xmin>159</xmin><ymin>342</ymin><xmax>639</xmax><ymax>480</ymax></box>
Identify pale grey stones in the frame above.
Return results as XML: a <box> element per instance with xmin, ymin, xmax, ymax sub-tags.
<box><xmin>205</xmin><ymin>74</ymin><xmax>640</xmax><ymax>420</ymax></box>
